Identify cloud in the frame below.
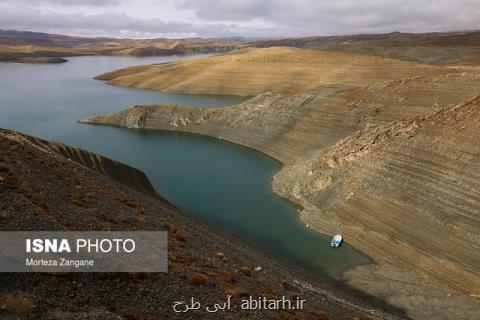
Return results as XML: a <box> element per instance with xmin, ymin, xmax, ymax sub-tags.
<box><xmin>5</xmin><ymin>0</ymin><xmax>121</xmax><ymax>7</ymax></box>
<box><xmin>177</xmin><ymin>0</ymin><xmax>480</xmax><ymax>35</ymax></box>
<box><xmin>1</xmin><ymin>0</ymin><xmax>479</xmax><ymax>38</ymax></box>
<box><xmin>0</xmin><ymin>7</ymin><xmax>267</xmax><ymax>38</ymax></box>
<box><xmin>177</xmin><ymin>0</ymin><xmax>273</xmax><ymax>21</ymax></box>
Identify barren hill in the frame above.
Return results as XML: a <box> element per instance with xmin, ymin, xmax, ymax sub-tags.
<box><xmin>275</xmin><ymin>95</ymin><xmax>480</xmax><ymax>290</ymax></box>
<box><xmin>82</xmin><ymin>69</ymin><xmax>480</xmax><ymax>319</ymax></box>
<box><xmin>95</xmin><ymin>47</ymin><xmax>440</xmax><ymax>96</ymax></box>
<box><xmin>251</xmin><ymin>31</ymin><xmax>480</xmax><ymax>65</ymax></box>
<box><xmin>84</xmin><ymin>71</ymin><xmax>480</xmax><ymax>162</ymax></box>
<box><xmin>250</xmin><ymin>31</ymin><xmax>480</xmax><ymax>49</ymax></box>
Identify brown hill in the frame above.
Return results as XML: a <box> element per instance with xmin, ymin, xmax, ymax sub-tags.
<box><xmin>82</xmin><ymin>69</ymin><xmax>480</xmax><ymax>319</ymax></box>
<box><xmin>274</xmin><ymin>95</ymin><xmax>480</xmax><ymax>319</ymax></box>
<box><xmin>251</xmin><ymin>31</ymin><xmax>480</xmax><ymax>65</ymax></box>
<box><xmin>276</xmin><ymin>95</ymin><xmax>480</xmax><ymax>290</ymax></box>
<box><xmin>95</xmin><ymin>47</ymin><xmax>440</xmax><ymax>96</ymax></box>
<box><xmin>250</xmin><ymin>31</ymin><xmax>480</xmax><ymax>49</ymax></box>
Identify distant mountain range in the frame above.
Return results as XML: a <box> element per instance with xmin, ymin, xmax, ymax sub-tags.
<box><xmin>1</xmin><ymin>29</ymin><xmax>479</xmax><ymax>64</ymax></box>
<box><xmin>2</xmin><ymin>29</ymin><xmax>480</xmax><ymax>48</ymax></box>
<box><xmin>0</xmin><ymin>29</ymin><xmax>122</xmax><ymax>47</ymax></box>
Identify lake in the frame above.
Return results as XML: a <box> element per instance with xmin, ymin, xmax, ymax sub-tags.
<box><xmin>0</xmin><ymin>55</ymin><xmax>370</xmax><ymax>277</ymax></box>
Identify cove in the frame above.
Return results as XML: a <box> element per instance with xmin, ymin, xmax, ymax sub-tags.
<box><xmin>0</xmin><ymin>55</ymin><xmax>370</xmax><ymax>277</ymax></box>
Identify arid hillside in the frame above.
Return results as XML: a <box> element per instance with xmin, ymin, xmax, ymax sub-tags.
<box><xmin>275</xmin><ymin>95</ymin><xmax>480</xmax><ymax>293</ymax></box>
<box><xmin>251</xmin><ymin>31</ymin><xmax>480</xmax><ymax>49</ymax></box>
<box><xmin>95</xmin><ymin>47</ymin><xmax>441</xmax><ymax>96</ymax></box>
<box><xmin>82</xmin><ymin>68</ymin><xmax>480</xmax><ymax>319</ymax></box>
<box><xmin>283</xmin><ymin>97</ymin><xmax>480</xmax><ymax>320</ymax></box>
<box><xmin>252</xmin><ymin>31</ymin><xmax>480</xmax><ymax>65</ymax></box>
<box><xmin>0</xmin><ymin>129</ymin><xmax>397</xmax><ymax>319</ymax></box>
<box><xmin>84</xmin><ymin>71</ymin><xmax>480</xmax><ymax>163</ymax></box>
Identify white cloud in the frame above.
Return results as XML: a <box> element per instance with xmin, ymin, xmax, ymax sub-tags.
<box><xmin>179</xmin><ymin>0</ymin><xmax>480</xmax><ymax>35</ymax></box>
<box><xmin>2</xmin><ymin>0</ymin><xmax>121</xmax><ymax>7</ymax></box>
<box><xmin>0</xmin><ymin>0</ymin><xmax>479</xmax><ymax>38</ymax></box>
<box><xmin>176</xmin><ymin>0</ymin><xmax>273</xmax><ymax>21</ymax></box>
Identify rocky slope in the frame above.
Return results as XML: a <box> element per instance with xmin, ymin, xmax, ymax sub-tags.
<box><xmin>0</xmin><ymin>128</ymin><xmax>399</xmax><ymax>319</ymax></box>
<box><xmin>81</xmin><ymin>69</ymin><xmax>480</xmax><ymax>319</ymax></box>
<box><xmin>275</xmin><ymin>96</ymin><xmax>480</xmax><ymax>288</ymax></box>
<box><xmin>23</xmin><ymin>134</ymin><xmax>159</xmax><ymax>197</ymax></box>
<box><xmin>94</xmin><ymin>47</ymin><xmax>440</xmax><ymax>96</ymax></box>
<box><xmin>84</xmin><ymin>71</ymin><xmax>480</xmax><ymax>163</ymax></box>
<box><xmin>277</xmin><ymin>96</ymin><xmax>480</xmax><ymax>320</ymax></box>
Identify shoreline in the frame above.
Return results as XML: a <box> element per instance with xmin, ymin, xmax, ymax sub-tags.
<box><xmin>77</xmin><ymin>123</ymin><xmax>373</xmax><ymax>278</ymax></box>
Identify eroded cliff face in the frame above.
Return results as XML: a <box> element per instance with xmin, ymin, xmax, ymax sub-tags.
<box><xmin>19</xmin><ymin>133</ymin><xmax>159</xmax><ymax>197</ymax></box>
<box><xmin>274</xmin><ymin>97</ymin><xmax>480</xmax><ymax>320</ymax></box>
<box><xmin>83</xmin><ymin>71</ymin><xmax>480</xmax><ymax>164</ymax></box>
<box><xmin>81</xmin><ymin>70</ymin><xmax>480</xmax><ymax>319</ymax></box>
<box><xmin>275</xmin><ymin>97</ymin><xmax>480</xmax><ymax>288</ymax></box>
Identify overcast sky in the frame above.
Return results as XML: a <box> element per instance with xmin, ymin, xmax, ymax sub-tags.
<box><xmin>1</xmin><ymin>0</ymin><xmax>479</xmax><ymax>39</ymax></box>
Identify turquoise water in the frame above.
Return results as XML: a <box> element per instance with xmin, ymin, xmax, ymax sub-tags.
<box><xmin>0</xmin><ymin>56</ymin><xmax>370</xmax><ymax>277</ymax></box>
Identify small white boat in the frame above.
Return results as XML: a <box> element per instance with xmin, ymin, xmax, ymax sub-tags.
<box><xmin>330</xmin><ymin>234</ymin><xmax>343</xmax><ymax>248</ymax></box>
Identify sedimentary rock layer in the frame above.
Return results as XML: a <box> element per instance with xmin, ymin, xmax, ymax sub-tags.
<box><xmin>82</xmin><ymin>70</ymin><xmax>480</xmax><ymax>319</ymax></box>
<box><xmin>275</xmin><ymin>97</ymin><xmax>480</xmax><ymax>292</ymax></box>
<box><xmin>84</xmin><ymin>71</ymin><xmax>480</xmax><ymax>163</ymax></box>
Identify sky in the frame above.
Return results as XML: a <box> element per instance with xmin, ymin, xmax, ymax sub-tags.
<box><xmin>0</xmin><ymin>0</ymin><xmax>479</xmax><ymax>39</ymax></box>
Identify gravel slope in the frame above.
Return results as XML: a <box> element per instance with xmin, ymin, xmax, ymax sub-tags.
<box><xmin>0</xmin><ymin>129</ymin><xmax>400</xmax><ymax>319</ymax></box>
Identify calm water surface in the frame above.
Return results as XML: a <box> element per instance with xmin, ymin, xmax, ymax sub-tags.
<box><xmin>0</xmin><ymin>56</ymin><xmax>370</xmax><ymax>277</ymax></box>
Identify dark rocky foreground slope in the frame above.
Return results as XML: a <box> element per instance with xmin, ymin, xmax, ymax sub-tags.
<box><xmin>0</xmin><ymin>129</ymin><xmax>400</xmax><ymax>319</ymax></box>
